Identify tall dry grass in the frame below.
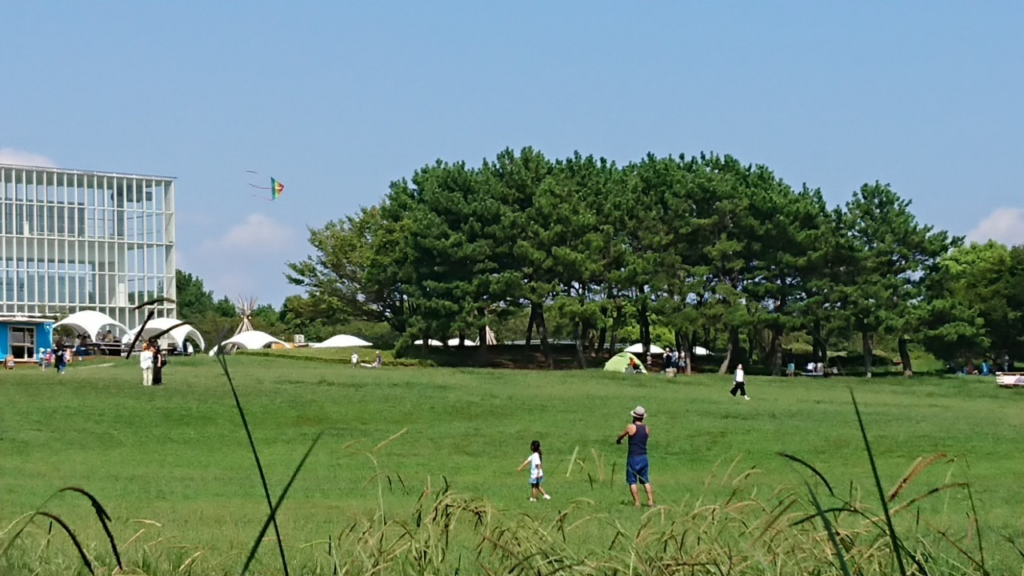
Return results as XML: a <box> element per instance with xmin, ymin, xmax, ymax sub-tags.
<box><xmin>2</xmin><ymin>347</ymin><xmax>1021</xmax><ymax>575</ymax></box>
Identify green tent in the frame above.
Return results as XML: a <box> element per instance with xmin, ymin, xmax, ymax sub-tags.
<box><xmin>604</xmin><ymin>352</ymin><xmax>647</xmax><ymax>374</ymax></box>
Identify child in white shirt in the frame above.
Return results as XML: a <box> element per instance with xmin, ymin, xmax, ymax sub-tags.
<box><xmin>516</xmin><ymin>440</ymin><xmax>551</xmax><ymax>501</ymax></box>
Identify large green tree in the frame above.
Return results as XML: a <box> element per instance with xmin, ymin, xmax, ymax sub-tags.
<box><xmin>175</xmin><ymin>270</ymin><xmax>215</xmax><ymax>323</ymax></box>
<box><xmin>843</xmin><ymin>183</ymin><xmax>954</xmax><ymax>376</ymax></box>
<box><xmin>286</xmin><ymin>205</ymin><xmax>410</xmax><ymax>334</ymax></box>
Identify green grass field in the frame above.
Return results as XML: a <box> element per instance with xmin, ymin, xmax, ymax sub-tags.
<box><xmin>1</xmin><ymin>355</ymin><xmax>1022</xmax><ymax>574</ymax></box>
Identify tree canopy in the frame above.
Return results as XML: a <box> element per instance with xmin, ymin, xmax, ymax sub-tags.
<box><xmin>285</xmin><ymin>147</ymin><xmax>1024</xmax><ymax>374</ymax></box>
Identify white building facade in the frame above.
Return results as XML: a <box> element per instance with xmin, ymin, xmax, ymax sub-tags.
<box><xmin>0</xmin><ymin>164</ymin><xmax>176</xmax><ymax>329</ymax></box>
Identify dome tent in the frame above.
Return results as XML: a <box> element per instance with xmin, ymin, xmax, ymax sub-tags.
<box><xmin>124</xmin><ymin>317</ymin><xmax>206</xmax><ymax>352</ymax></box>
<box><xmin>209</xmin><ymin>330</ymin><xmax>285</xmax><ymax>355</ymax></box>
<box><xmin>624</xmin><ymin>343</ymin><xmax>665</xmax><ymax>354</ymax></box>
<box><xmin>604</xmin><ymin>352</ymin><xmax>647</xmax><ymax>374</ymax></box>
<box><xmin>312</xmin><ymin>334</ymin><xmax>373</xmax><ymax>348</ymax></box>
<box><xmin>54</xmin><ymin>311</ymin><xmax>128</xmax><ymax>341</ymax></box>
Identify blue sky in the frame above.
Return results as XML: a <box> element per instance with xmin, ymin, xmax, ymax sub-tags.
<box><xmin>2</xmin><ymin>2</ymin><xmax>1022</xmax><ymax>306</ymax></box>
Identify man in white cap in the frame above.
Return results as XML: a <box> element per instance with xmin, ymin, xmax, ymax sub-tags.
<box><xmin>616</xmin><ymin>405</ymin><xmax>655</xmax><ymax>507</ymax></box>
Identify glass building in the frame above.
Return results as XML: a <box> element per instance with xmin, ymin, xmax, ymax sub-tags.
<box><xmin>0</xmin><ymin>164</ymin><xmax>176</xmax><ymax>332</ymax></box>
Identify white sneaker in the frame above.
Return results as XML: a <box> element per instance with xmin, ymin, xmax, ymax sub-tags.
<box><xmin>744</xmin><ymin>396</ymin><xmax>750</xmax><ymax>400</ymax></box>
<box><xmin>543</xmin><ymin>494</ymin><xmax>551</xmax><ymax>500</ymax></box>
<box><xmin>529</xmin><ymin>498</ymin><xmax>537</xmax><ymax>502</ymax></box>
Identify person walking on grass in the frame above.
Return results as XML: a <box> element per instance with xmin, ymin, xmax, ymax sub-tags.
<box><xmin>616</xmin><ymin>406</ymin><xmax>655</xmax><ymax>507</ymax></box>
<box><xmin>730</xmin><ymin>364</ymin><xmax>749</xmax><ymax>399</ymax></box>
<box><xmin>140</xmin><ymin>343</ymin><xmax>154</xmax><ymax>386</ymax></box>
<box><xmin>516</xmin><ymin>440</ymin><xmax>551</xmax><ymax>501</ymax></box>
<box><xmin>53</xmin><ymin>342</ymin><xmax>67</xmax><ymax>375</ymax></box>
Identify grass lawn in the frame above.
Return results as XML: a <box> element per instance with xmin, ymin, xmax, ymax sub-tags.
<box><xmin>1</xmin><ymin>354</ymin><xmax>1021</xmax><ymax>574</ymax></box>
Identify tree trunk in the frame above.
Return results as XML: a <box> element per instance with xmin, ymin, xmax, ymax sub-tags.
<box><xmin>862</xmin><ymin>330</ymin><xmax>873</xmax><ymax>377</ymax></box>
<box><xmin>898</xmin><ymin>336</ymin><xmax>913</xmax><ymax>377</ymax></box>
<box><xmin>458</xmin><ymin>331</ymin><xmax>465</xmax><ymax>348</ymax></box>
<box><xmin>718</xmin><ymin>339</ymin><xmax>733</xmax><ymax>374</ymax></box>
<box><xmin>680</xmin><ymin>331</ymin><xmax>692</xmax><ymax>375</ymax></box>
<box><xmin>476</xmin><ymin>325</ymin><xmax>489</xmax><ymax>367</ymax></box>
<box><xmin>533</xmin><ymin>302</ymin><xmax>554</xmax><ymax>369</ymax></box>
<box><xmin>573</xmin><ymin>322</ymin><xmax>587</xmax><ymax>369</ymax></box>
<box><xmin>608</xmin><ymin>303</ymin><xmax>623</xmax><ymax>355</ymax></box>
<box><xmin>525</xmin><ymin>305</ymin><xmax>536</xmax><ymax>347</ymax></box>
<box><xmin>638</xmin><ymin>291</ymin><xmax>651</xmax><ymax>354</ymax></box>
<box><xmin>811</xmin><ymin>319</ymin><xmax>824</xmax><ymax>362</ymax></box>
<box><xmin>769</xmin><ymin>325</ymin><xmax>783</xmax><ymax>376</ymax></box>
<box><xmin>718</xmin><ymin>327</ymin><xmax>741</xmax><ymax>374</ymax></box>
<box><xmin>595</xmin><ymin>323</ymin><xmax>608</xmax><ymax>359</ymax></box>
<box><xmin>581</xmin><ymin>319</ymin><xmax>593</xmax><ymax>356</ymax></box>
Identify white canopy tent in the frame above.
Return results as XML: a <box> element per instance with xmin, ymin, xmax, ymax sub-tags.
<box><xmin>312</xmin><ymin>334</ymin><xmax>373</xmax><ymax>348</ymax></box>
<box><xmin>446</xmin><ymin>337</ymin><xmax>479</xmax><ymax>347</ymax></box>
<box><xmin>413</xmin><ymin>339</ymin><xmax>445</xmax><ymax>347</ymax></box>
<box><xmin>54</xmin><ymin>311</ymin><xmax>128</xmax><ymax>341</ymax></box>
<box><xmin>209</xmin><ymin>330</ymin><xmax>285</xmax><ymax>356</ymax></box>
<box><xmin>625</xmin><ymin>343</ymin><xmax>665</xmax><ymax>354</ymax></box>
<box><xmin>123</xmin><ymin>317</ymin><xmax>206</xmax><ymax>352</ymax></box>
<box><xmin>623</xmin><ymin>343</ymin><xmax>711</xmax><ymax>356</ymax></box>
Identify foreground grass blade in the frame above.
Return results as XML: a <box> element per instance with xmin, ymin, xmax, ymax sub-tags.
<box><xmin>132</xmin><ymin>296</ymin><xmax>176</xmax><ymax>310</ymax></box>
<box><xmin>850</xmin><ymin>389</ymin><xmax>908</xmax><ymax>576</ymax></box>
<box><xmin>0</xmin><ymin>487</ymin><xmax>121</xmax><ymax>571</ymax></box>
<box><xmin>59</xmin><ymin>487</ymin><xmax>122</xmax><ymax>570</ymax></box>
<box><xmin>148</xmin><ymin>320</ymin><xmax>194</xmax><ymax>342</ymax></box>
<box><xmin>215</xmin><ymin>345</ymin><xmax>291</xmax><ymax>576</ymax></box>
<box><xmin>124</xmin><ymin>309</ymin><xmax>155</xmax><ymax>359</ymax></box>
<box><xmin>36</xmin><ymin>512</ymin><xmax>94</xmax><ymax>575</ymax></box>
<box><xmin>241</xmin><ymin>432</ymin><xmax>324</xmax><ymax>576</ymax></box>
<box><xmin>805</xmin><ymin>483</ymin><xmax>852</xmax><ymax>576</ymax></box>
<box><xmin>778</xmin><ymin>452</ymin><xmax>835</xmax><ymax>496</ymax></box>
<box><xmin>964</xmin><ymin>467</ymin><xmax>989</xmax><ymax>575</ymax></box>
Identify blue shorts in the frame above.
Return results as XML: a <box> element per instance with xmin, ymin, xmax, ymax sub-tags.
<box><xmin>626</xmin><ymin>455</ymin><xmax>649</xmax><ymax>485</ymax></box>
<box><xmin>530</xmin><ymin>476</ymin><xmax>544</xmax><ymax>487</ymax></box>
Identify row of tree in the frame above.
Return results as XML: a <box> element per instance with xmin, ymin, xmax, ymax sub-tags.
<box><xmin>282</xmin><ymin>148</ymin><xmax>1024</xmax><ymax>375</ymax></box>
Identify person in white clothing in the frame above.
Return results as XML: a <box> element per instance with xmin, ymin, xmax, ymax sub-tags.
<box><xmin>516</xmin><ymin>440</ymin><xmax>551</xmax><ymax>501</ymax></box>
<box><xmin>730</xmin><ymin>364</ymin><xmax>749</xmax><ymax>399</ymax></box>
<box><xmin>139</xmin><ymin>343</ymin><xmax>155</xmax><ymax>386</ymax></box>
<box><xmin>351</xmin><ymin>352</ymin><xmax>359</xmax><ymax>368</ymax></box>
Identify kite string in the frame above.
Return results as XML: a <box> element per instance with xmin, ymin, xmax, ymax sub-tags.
<box><xmin>244</xmin><ymin>170</ymin><xmax>280</xmax><ymax>200</ymax></box>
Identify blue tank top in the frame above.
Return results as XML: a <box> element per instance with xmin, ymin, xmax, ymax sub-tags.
<box><xmin>628</xmin><ymin>424</ymin><xmax>648</xmax><ymax>457</ymax></box>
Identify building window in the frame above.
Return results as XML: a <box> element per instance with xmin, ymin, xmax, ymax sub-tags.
<box><xmin>9</xmin><ymin>326</ymin><xmax>36</xmax><ymax>360</ymax></box>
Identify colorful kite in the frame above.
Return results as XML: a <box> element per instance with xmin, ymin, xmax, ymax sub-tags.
<box><xmin>246</xmin><ymin>171</ymin><xmax>284</xmax><ymax>201</ymax></box>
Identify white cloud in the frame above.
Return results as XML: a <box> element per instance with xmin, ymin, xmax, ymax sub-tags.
<box><xmin>967</xmin><ymin>207</ymin><xmax>1024</xmax><ymax>247</ymax></box>
<box><xmin>203</xmin><ymin>213</ymin><xmax>296</xmax><ymax>254</ymax></box>
<box><xmin>0</xmin><ymin>148</ymin><xmax>57</xmax><ymax>168</ymax></box>
<box><xmin>187</xmin><ymin>213</ymin><xmax>304</xmax><ymax>304</ymax></box>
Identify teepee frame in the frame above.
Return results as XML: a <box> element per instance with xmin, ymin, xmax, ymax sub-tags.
<box><xmin>235</xmin><ymin>296</ymin><xmax>257</xmax><ymax>335</ymax></box>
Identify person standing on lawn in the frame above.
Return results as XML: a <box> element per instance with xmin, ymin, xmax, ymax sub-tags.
<box><xmin>616</xmin><ymin>406</ymin><xmax>655</xmax><ymax>507</ymax></box>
